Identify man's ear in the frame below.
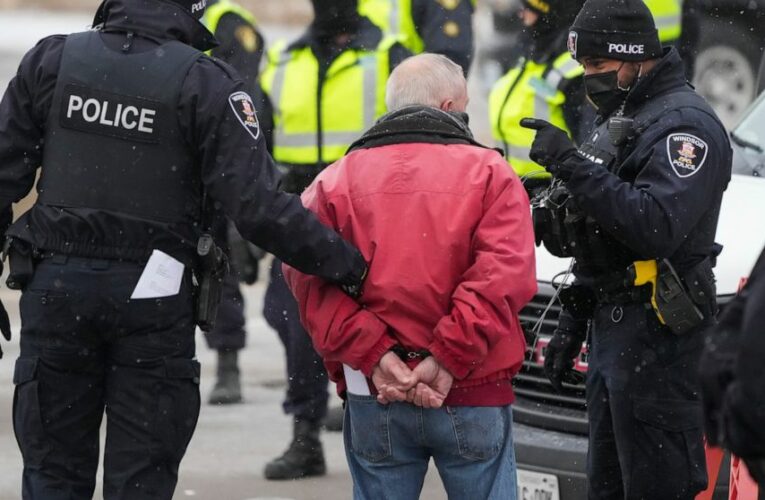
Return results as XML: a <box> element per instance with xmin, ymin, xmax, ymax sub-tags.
<box><xmin>440</xmin><ymin>100</ymin><xmax>453</xmax><ymax>112</ymax></box>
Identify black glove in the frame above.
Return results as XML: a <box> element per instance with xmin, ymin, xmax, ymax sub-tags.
<box><xmin>544</xmin><ymin>324</ymin><xmax>586</xmax><ymax>393</ymax></box>
<box><xmin>340</xmin><ymin>263</ymin><xmax>368</xmax><ymax>300</ymax></box>
<box><xmin>520</xmin><ymin>118</ymin><xmax>578</xmax><ymax>179</ymax></box>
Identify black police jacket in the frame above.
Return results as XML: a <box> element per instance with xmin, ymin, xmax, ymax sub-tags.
<box><xmin>410</xmin><ymin>0</ymin><xmax>474</xmax><ymax>75</ymax></box>
<box><xmin>0</xmin><ymin>0</ymin><xmax>366</xmax><ymax>286</ymax></box>
<box><xmin>565</xmin><ymin>48</ymin><xmax>732</xmax><ymax>279</ymax></box>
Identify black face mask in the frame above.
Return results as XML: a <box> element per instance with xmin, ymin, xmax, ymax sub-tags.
<box><xmin>584</xmin><ymin>69</ymin><xmax>629</xmax><ymax>116</ymax></box>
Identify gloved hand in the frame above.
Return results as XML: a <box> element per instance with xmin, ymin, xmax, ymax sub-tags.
<box><xmin>340</xmin><ymin>263</ymin><xmax>368</xmax><ymax>300</ymax></box>
<box><xmin>544</xmin><ymin>326</ymin><xmax>586</xmax><ymax>393</ymax></box>
<box><xmin>520</xmin><ymin>118</ymin><xmax>579</xmax><ymax>179</ymax></box>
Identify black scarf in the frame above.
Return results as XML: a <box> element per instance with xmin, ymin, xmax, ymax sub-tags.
<box><xmin>348</xmin><ymin>106</ymin><xmax>495</xmax><ymax>153</ymax></box>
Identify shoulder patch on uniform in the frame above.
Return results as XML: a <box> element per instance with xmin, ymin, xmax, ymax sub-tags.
<box><xmin>666</xmin><ymin>133</ymin><xmax>708</xmax><ymax>178</ymax></box>
<box><xmin>235</xmin><ymin>26</ymin><xmax>258</xmax><ymax>53</ymax></box>
<box><xmin>228</xmin><ymin>91</ymin><xmax>260</xmax><ymax>141</ymax></box>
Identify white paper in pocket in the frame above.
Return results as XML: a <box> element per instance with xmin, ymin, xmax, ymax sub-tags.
<box><xmin>343</xmin><ymin>364</ymin><xmax>372</xmax><ymax>396</ymax></box>
<box><xmin>130</xmin><ymin>250</ymin><xmax>185</xmax><ymax>299</ymax></box>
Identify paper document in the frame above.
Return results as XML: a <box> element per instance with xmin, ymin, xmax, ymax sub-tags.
<box><xmin>130</xmin><ymin>250</ymin><xmax>185</xmax><ymax>299</ymax></box>
<box><xmin>343</xmin><ymin>364</ymin><xmax>371</xmax><ymax>396</ymax></box>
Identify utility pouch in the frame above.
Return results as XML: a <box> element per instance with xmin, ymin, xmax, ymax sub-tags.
<box><xmin>682</xmin><ymin>259</ymin><xmax>718</xmax><ymax>319</ymax></box>
<box><xmin>5</xmin><ymin>239</ymin><xmax>35</xmax><ymax>290</ymax></box>
<box><xmin>630</xmin><ymin>259</ymin><xmax>704</xmax><ymax>336</ymax></box>
<box><xmin>656</xmin><ymin>259</ymin><xmax>705</xmax><ymax>335</ymax></box>
<box><xmin>195</xmin><ymin>234</ymin><xmax>229</xmax><ymax>333</ymax></box>
<box><xmin>532</xmin><ymin>183</ymin><xmax>576</xmax><ymax>258</ymax></box>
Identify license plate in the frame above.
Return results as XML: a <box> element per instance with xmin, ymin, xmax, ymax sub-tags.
<box><xmin>517</xmin><ymin>469</ymin><xmax>560</xmax><ymax>500</ymax></box>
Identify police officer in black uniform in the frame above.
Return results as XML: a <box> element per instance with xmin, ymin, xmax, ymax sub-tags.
<box><xmin>701</xmin><ymin>246</ymin><xmax>765</xmax><ymax>487</ymax></box>
<box><xmin>0</xmin><ymin>0</ymin><xmax>368</xmax><ymax>498</ymax></box>
<box><xmin>202</xmin><ymin>0</ymin><xmax>267</xmax><ymax>406</ymax></box>
<box><xmin>521</xmin><ymin>0</ymin><xmax>732</xmax><ymax>497</ymax></box>
<box><xmin>360</xmin><ymin>0</ymin><xmax>475</xmax><ymax>75</ymax></box>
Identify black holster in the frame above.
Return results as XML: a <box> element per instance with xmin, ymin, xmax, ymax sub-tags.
<box><xmin>195</xmin><ymin>234</ymin><xmax>229</xmax><ymax>333</ymax></box>
<box><xmin>5</xmin><ymin>239</ymin><xmax>36</xmax><ymax>290</ymax></box>
<box><xmin>655</xmin><ymin>259</ymin><xmax>705</xmax><ymax>335</ymax></box>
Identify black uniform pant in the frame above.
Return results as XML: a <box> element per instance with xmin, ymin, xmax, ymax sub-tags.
<box><xmin>203</xmin><ymin>271</ymin><xmax>246</xmax><ymax>351</ymax></box>
<box><xmin>586</xmin><ymin>302</ymin><xmax>708</xmax><ymax>500</ymax></box>
<box><xmin>263</xmin><ymin>259</ymin><xmax>328</xmax><ymax>422</ymax></box>
<box><xmin>14</xmin><ymin>256</ymin><xmax>200</xmax><ymax>500</ymax></box>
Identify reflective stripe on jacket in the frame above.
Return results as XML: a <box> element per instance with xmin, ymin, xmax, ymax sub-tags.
<box><xmin>360</xmin><ymin>0</ymin><xmax>422</xmax><ymax>53</ymax></box>
<box><xmin>260</xmin><ymin>37</ymin><xmax>395</xmax><ymax>166</ymax></box>
<box><xmin>645</xmin><ymin>0</ymin><xmax>682</xmax><ymax>43</ymax></box>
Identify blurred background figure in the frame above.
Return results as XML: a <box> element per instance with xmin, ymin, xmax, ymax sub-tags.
<box><xmin>701</xmin><ymin>246</ymin><xmax>765</xmax><ymax>487</ymax></box>
<box><xmin>488</xmin><ymin>0</ymin><xmax>589</xmax><ymax>186</ymax></box>
<box><xmin>201</xmin><ymin>0</ymin><xmax>267</xmax><ymax>406</ymax></box>
<box><xmin>358</xmin><ymin>0</ymin><xmax>475</xmax><ymax>74</ymax></box>
<box><xmin>257</xmin><ymin>0</ymin><xmax>409</xmax><ymax>481</ymax></box>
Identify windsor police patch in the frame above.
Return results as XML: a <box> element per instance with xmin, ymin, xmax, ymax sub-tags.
<box><xmin>667</xmin><ymin>133</ymin><xmax>708</xmax><ymax>178</ymax></box>
<box><xmin>229</xmin><ymin>91</ymin><xmax>260</xmax><ymax>141</ymax></box>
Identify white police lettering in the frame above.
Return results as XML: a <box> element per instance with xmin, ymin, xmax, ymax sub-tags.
<box><xmin>608</xmin><ymin>43</ymin><xmax>644</xmax><ymax>55</ymax></box>
<box><xmin>667</xmin><ymin>133</ymin><xmax>708</xmax><ymax>178</ymax></box>
<box><xmin>191</xmin><ymin>0</ymin><xmax>207</xmax><ymax>13</ymax></box>
<box><xmin>66</xmin><ymin>94</ymin><xmax>155</xmax><ymax>134</ymax></box>
<box><xmin>577</xmin><ymin>148</ymin><xmax>605</xmax><ymax>165</ymax></box>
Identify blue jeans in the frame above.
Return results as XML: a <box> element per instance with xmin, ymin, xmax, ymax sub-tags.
<box><xmin>344</xmin><ymin>395</ymin><xmax>517</xmax><ymax>500</ymax></box>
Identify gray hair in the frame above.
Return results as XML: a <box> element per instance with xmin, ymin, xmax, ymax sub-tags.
<box><xmin>385</xmin><ymin>53</ymin><xmax>466</xmax><ymax>111</ymax></box>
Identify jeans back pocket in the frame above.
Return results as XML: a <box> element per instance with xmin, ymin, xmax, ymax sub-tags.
<box><xmin>347</xmin><ymin>394</ymin><xmax>392</xmax><ymax>463</ymax></box>
<box><xmin>447</xmin><ymin>406</ymin><xmax>506</xmax><ymax>461</ymax></box>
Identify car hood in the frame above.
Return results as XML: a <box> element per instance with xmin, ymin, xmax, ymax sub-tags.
<box><xmin>534</xmin><ymin>174</ymin><xmax>765</xmax><ymax>296</ymax></box>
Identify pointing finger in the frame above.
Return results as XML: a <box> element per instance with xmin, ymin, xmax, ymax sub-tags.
<box><xmin>519</xmin><ymin>118</ymin><xmax>550</xmax><ymax>130</ymax></box>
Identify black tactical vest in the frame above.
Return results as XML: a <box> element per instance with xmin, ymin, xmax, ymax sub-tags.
<box><xmin>38</xmin><ymin>31</ymin><xmax>202</xmax><ymax>225</ymax></box>
<box><xmin>551</xmin><ymin>87</ymin><xmax>714</xmax><ymax>274</ymax></box>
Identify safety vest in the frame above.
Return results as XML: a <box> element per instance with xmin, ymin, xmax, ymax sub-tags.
<box><xmin>260</xmin><ymin>37</ymin><xmax>395</xmax><ymax>165</ymax></box>
<box><xmin>488</xmin><ymin>52</ymin><xmax>583</xmax><ymax>178</ymax></box>
<box><xmin>358</xmin><ymin>0</ymin><xmax>475</xmax><ymax>54</ymax></box>
<box><xmin>644</xmin><ymin>0</ymin><xmax>682</xmax><ymax>43</ymax></box>
<box><xmin>202</xmin><ymin>0</ymin><xmax>258</xmax><ymax>54</ymax></box>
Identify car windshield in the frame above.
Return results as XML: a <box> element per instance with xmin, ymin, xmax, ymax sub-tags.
<box><xmin>732</xmin><ymin>92</ymin><xmax>765</xmax><ymax>175</ymax></box>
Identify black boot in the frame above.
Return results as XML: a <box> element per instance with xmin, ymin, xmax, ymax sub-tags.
<box><xmin>208</xmin><ymin>349</ymin><xmax>242</xmax><ymax>405</ymax></box>
<box><xmin>264</xmin><ymin>418</ymin><xmax>327</xmax><ymax>480</ymax></box>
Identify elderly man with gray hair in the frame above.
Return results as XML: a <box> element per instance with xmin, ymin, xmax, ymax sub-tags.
<box><xmin>284</xmin><ymin>53</ymin><xmax>537</xmax><ymax>500</ymax></box>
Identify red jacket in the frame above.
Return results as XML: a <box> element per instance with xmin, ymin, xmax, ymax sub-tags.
<box><xmin>283</xmin><ymin>141</ymin><xmax>537</xmax><ymax>406</ymax></box>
